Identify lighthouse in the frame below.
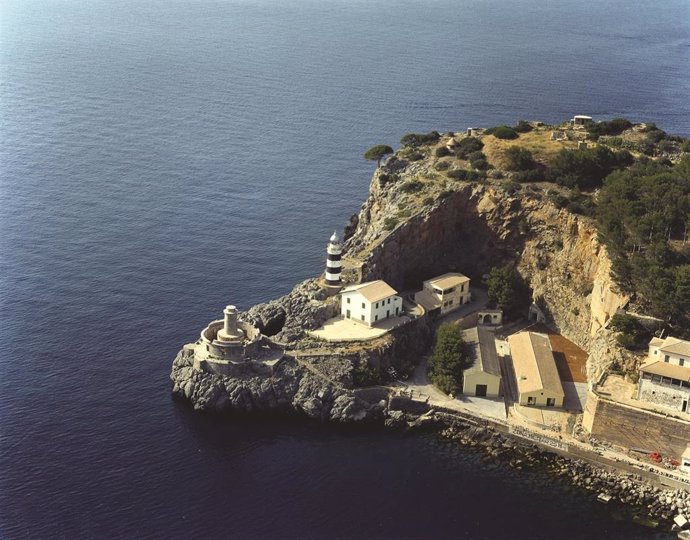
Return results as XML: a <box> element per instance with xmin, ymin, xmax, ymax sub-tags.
<box><xmin>325</xmin><ymin>231</ymin><xmax>342</xmax><ymax>286</ymax></box>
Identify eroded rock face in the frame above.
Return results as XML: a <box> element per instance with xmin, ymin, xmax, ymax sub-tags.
<box><xmin>173</xmin><ymin>150</ymin><xmax>631</xmax><ymax>415</ymax></box>
<box><xmin>345</xmin><ymin>177</ymin><xmax>628</xmax><ymax>380</ymax></box>
<box><xmin>170</xmin><ymin>349</ymin><xmax>384</xmax><ymax>422</ymax></box>
<box><xmin>244</xmin><ymin>278</ymin><xmax>338</xmax><ymax>344</ymax></box>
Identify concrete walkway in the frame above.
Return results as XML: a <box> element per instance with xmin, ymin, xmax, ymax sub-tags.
<box><xmin>404</xmin><ymin>355</ymin><xmax>507</xmax><ymax>421</ymax></box>
<box><xmin>308</xmin><ymin>315</ymin><xmax>410</xmax><ymax>342</ymax></box>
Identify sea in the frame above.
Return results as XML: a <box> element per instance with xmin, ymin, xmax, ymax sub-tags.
<box><xmin>1</xmin><ymin>0</ymin><xmax>689</xmax><ymax>538</ymax></box>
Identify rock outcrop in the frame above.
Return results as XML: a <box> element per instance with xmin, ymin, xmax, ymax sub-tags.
<box><xmin>171</xmin><ymin>348</ymin><xmax>383</xmax><ymax>422</ymax></box>
<box><xmin>345</xmin><ymin>165</ymin><xmax>629</xmax><ymax>380</ymax></box>
<box><xmin>244</xmin><ymin>278</ymin><xmax>338</xmax><ymax>344</ymax></box>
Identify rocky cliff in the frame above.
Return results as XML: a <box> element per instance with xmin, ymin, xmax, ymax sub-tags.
<box><xmin>172</xmin><ymin>135</ymin><xmax>633</xmax><ymax>415</ymax></box>
<box><xmin>344</xmin><ymin>159</ymin><xmax>630</xmax><ymax>380</ymax></box>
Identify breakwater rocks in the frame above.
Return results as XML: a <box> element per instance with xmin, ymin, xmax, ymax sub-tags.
<box><xmin>171</xmin><ymin>350</ymin><xmax>384</xmax><ymax>422</ymax></box>
<box><xmin>439</xmin><ymin>421</ymin><xmax>687</xmax><ymax>522</ymax></box>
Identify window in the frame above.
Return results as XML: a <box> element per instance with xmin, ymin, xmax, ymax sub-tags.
<box><xmin>461</xmin><ymin>284</ymin><xmax>464</xmax><ymax>292</ymax></box>
<box><xmin>375</xmin><ymin>302</ymin><xmax>378</xmax><ymax>308</ymax></box>
<box><xmin>387</xmin><ymin>298</ymin><xmax>390</xmax><ymax>304</ymax></box>
<box><xmin>362</xmin><ymin>302</ymin><xmax>365</xmax><ymax>309</ymax></box>
<box><xmin>681</xmin><ymin>358</ymin><xmax>686</xmax><ymax>367</ymax></box>
<box><xmin>374</xmin><ymin>315</ymin><xmax>378</xmax><ymax>321</ymax></box>
<box><xmin>665</xmin><ymin>355</ymin><xmax>670</xmax><ymax>363</ymax></box>
<box><xmin>347</xmin><ymin>297</ymin><xmax>350</xmax><ymax>304</ymax></box>
<box><xmin>361</xmin><ymin>315</ymin><xmax>365</xmax><ymax>321</ymax></box>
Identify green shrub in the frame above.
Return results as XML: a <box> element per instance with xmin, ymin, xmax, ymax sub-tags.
<box><xmin>454</xmin><ymin>137</ymin><xmax>484</xmax><ymax>159</ymax></box>
<box><xmin>439</xmin><ymin>189</ymin><xmax>454</xmax><ymax>199</ymax></box>
<box><xmin>586</xmin><ymin>118</ymin><xmax>632</xmax><ymax>140</ymax></box>
<box><xmin>383</xmin><ymin>217</ymin><xmax>399</xmax><ymax>230</ymax></box>
<box><xmin>471</xmin><ymin>158</ymin><xmax>490</xmax><ymax>170</ymax></box>
<box><xmin>486</xmin><ymin>126</ymin><xmax>519</xmax><ymax>140</ymax></box>
<box><xmin>658</xmin><ymin>140</ymin><xmax>677</xmax><ymax>153</ymax></box>
<box><xmin>467</xmin><ymin>151</ymin><xmax>490</xmax><ymax>170</ymax></box>
<box><xmin>514</xmin><ymin>120</ymin><xmax>533</xmax><ymax>133</ymax></box>
<box><xmin>513</xmin><ymin>169</ymin><xmax>542</xmax><ymax>182</ymax></box>
<box><xmin>435</xmin><ymin>146</ymin><xmax>451</xmax><ymax>157</ymax></box>
<box><xmin>352</xmin><ymin>362</ymin><xmax>382</xmax><ymax>386</ymax></box>
<box><xmin>398</xmin><ymin>209</ymin><xmax>411</xmax><ymax>218</ymax></box>
<box><xmin>447</xmin><ymin>169</ymin><xmax>486</xmax><ymax>181</ymax></box>
<box><xmin>400</xmin><ymin>131</ymin><xmax>441</xmax><ymax>147</ymax></box>
<box><xmin>500</xmin><ymin>180</ymin><xmax>521</xmax><ymax>194</ymax></box>
<box><xmin>423</xmin><ymin>196</ymin><xmax>434</xmax><ymax>206</ymax></box>
<box><xmin>434</xmin><ymin>161</ymin><xmax>450</xmax><ymax>171</ymax></box>
<box><xmin>549</xmin><ymin>193</ymin><xmax>569</xmax><ymax>209</ymax></box>
<box><xmin>407</xmin><ymin>151</ymin><xmax>424</xmax><ymax>161</ymax></box>
<box><xmin>400</xmin><ymin>180</ymin><xmax>424</xmax><ymax>193</ymax></box>
<box><xmin>504</xmin><ymin>146</ymin><xmax>536</xmax><ymax>171</ymax></box>
<box><xmin>603</xmin><ymin>136</ymin><xmax>623</xmax><ymax>148</ymax></box>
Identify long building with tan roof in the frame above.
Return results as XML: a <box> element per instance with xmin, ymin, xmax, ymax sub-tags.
<box><xmin>508</xmin><ymin>331</ymin><xmax>564</xmax><ymax>407</ymax></box>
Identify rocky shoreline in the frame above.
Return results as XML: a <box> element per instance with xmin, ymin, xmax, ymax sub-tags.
<box><xmin>436</xmin><ymin>419</ymin><xmax>689</xmax><ymax>525</ymax></box>
<box><xmin>171</xmin><ymin>342</ymin><xmax>687</xmax><ymax>527</ymax></box>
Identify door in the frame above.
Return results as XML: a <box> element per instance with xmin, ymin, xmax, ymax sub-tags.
<box><xmin>527</xmin><ymin>397</ymin><xmax>536</xmax><ymax>405</ymax></box>
<box><xmin>387</xmin><ymin>310</ymin><xmax>390</xmax><ymax>318</ymax></box>
<box><xmin>683</xmin><ymin>400</ymin><xmax>688</xmax><ymax>413</ymax></box>
<box><xmin>546</xmin><ymin>397</ymin><xmax>556</xmax><ymax>407</ymax></box>
<box><xmin>346</xmin><ymin>309</ymin><xmax>350</xmax><ymax>319</ymax></box>
<box><xmin>475</xmin><ymin>384</ymin><xmax>487</xmax><ymax>397</ymax></box>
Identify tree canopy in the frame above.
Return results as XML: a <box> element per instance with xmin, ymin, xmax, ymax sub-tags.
<box><xmin>597</xmin><ymin>156</ymin><xmax>690</xmax><ymax>333</ymax></box>
<box><xmin>364</xmin><ymin>144</ymin><xmax>394</xmax><ymax>166</ymax></box>
<box><xmin>549</xmin><ymin>146</ymin><xmax>631</xmax><ymax>190</ymax></box>
<box><xmin>487</xmin><ymin>265</ymin><xmax>530</xmax><ymax>318</ymax></box>
<box><xmin>428</xmin><ymin>324</ymin><xmax>472</xmax><ymax>395</ymax></box>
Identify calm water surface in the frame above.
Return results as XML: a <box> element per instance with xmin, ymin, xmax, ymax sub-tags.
<box><xmin>1</xmin><ymin>0</ymin><xmax>688</xmax><ymax>538</ymax></box>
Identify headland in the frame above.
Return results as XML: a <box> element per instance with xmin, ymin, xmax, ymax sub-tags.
<box><xmin>171</xmin><ymin>117</ymin><xmax>690</xmax><ymax>529</ymax></box>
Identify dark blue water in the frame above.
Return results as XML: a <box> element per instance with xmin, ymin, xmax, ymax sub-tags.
<box><xmin>1</xmin><ymin>0</ymin><xmax>688</xmax><ymax>537</ymax></box>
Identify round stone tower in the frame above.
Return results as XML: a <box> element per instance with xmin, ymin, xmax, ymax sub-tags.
<box><xmin>325</xmin><ymin>231</ymin><xmax>342</xmax><ymax>286</ymax></box>
<box><xmin>217</xmin><ymin>305</ymin><xmax>244</xmax><ymax>342</ymax></box>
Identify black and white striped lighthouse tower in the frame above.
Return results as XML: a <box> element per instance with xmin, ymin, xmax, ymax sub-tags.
<box><xmin>325</xmin><ymin>231</ymin><xmax>342</xmax><ymax>285</ymax></box>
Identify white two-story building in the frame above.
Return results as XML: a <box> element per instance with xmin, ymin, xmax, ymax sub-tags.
<box><xmin>414</xmin><ymin>272</ymin><xmax>471</xmax><ymax>316</ymax></box>
<box><xmin>340</xmin><ymin>280</ymin><xmax>402</xmax><ymax>327</ymax></box>
<box><xmin>638</xmin><ymin>336</ymin><xmax>690</xmax><ymax>414</ymax></box>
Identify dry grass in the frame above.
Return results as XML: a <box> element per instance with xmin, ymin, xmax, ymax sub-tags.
<box><xmin>482</xmin><ymin>129</ymin><xmax>579</xmax><ymax>169</ymax></box>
